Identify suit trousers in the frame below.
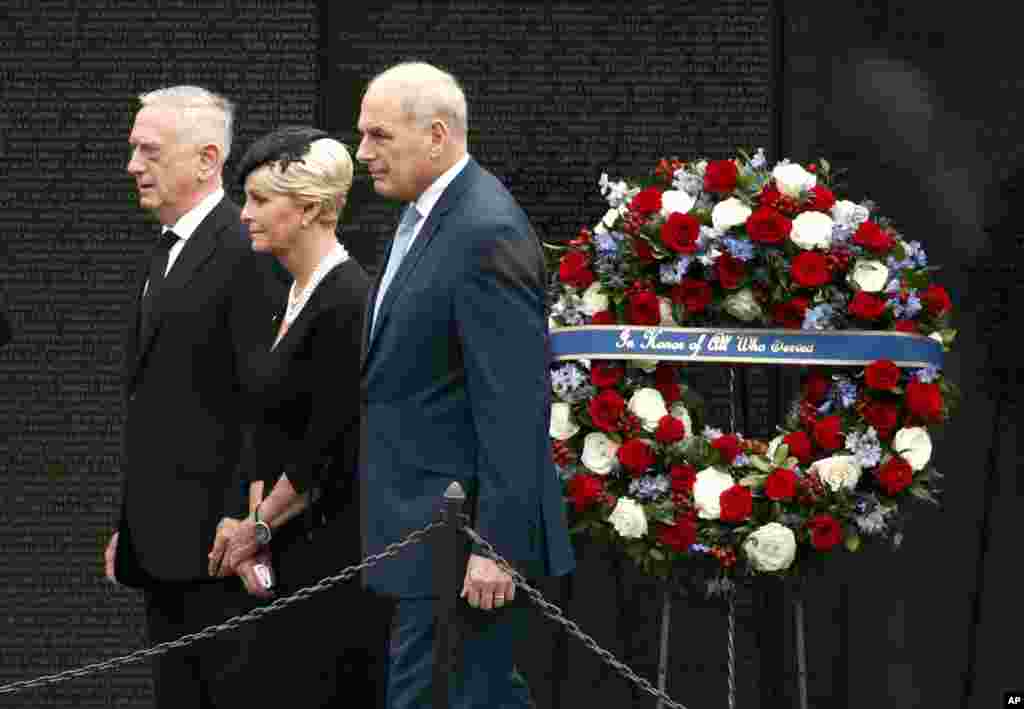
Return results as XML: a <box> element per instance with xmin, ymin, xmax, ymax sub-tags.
<box><xmin>387</xmin><ymin>597</ymin><xmax>534</xmax><ymax>709</ymax></box>
<box><xmin>144</xmin><ymin>579</ymin><xmax>267</xmax><ymax>709</ymax></box>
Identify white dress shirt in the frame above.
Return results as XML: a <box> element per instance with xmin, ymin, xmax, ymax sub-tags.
<box><xmin>143</xmin><ymin>187</ymin><xmax>225</xmax><ymax>297</ymax></box>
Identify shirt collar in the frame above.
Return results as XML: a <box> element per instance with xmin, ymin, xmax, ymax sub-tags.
<box><xmin>162</xmin><ymin>187</ymin><xmax>225</xmax><ymax>240</ymax></box>
<box><xmin>413</xmin><ymin>154</ymin><xmax>470</xmax><ymax>220</ymax></box>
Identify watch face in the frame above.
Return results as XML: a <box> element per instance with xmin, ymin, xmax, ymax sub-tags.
<box><xmin>256</xmin><ymin>522</ymin><xmax>272</xmax><ymax>545</ymax></box>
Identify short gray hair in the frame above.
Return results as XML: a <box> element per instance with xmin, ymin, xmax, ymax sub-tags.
<box><xmin>138</xmin><ymin>85</ymin><xmax>235</xmax><ymax>159</ymax></box>
<box><xmin>368</xmin><ymin>62</ymin><xmax>468</xmax><ymax>140</ymax></box>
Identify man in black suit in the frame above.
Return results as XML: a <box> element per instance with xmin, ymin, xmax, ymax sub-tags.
<box><xmin>103</xmin><ymin>86</ymin><xmax>282</xmax><ymax>708</ymax></box>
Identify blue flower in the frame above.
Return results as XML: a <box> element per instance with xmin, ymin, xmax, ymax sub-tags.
<box><xmin>628</xmin><ymin>474</ymin><xmax>670</xmax><ymax>502</ymax></box>
<box><xmin>702</xmin><ymin>426</ymin><xmax>723</xmax><ymax>440</ymax></box>
<box><xmin>551</xmin><ymin>363</ymin><xmax>587</xmax><ymax>400</ymax></box>
<box><xmin>721</xmin><ymin>236</ymin><xmax>755</xmax><ymax>262</ymax></box>
<box><xmin>660</xmin><ymin>256</ymin><xmax>692</xmax><ymax>285</ymax></box>
<box><xmin>749</xmin><ymin>148</ymin><xmax>767</xmax><ymax>170</ymax></box>
<box><xmin>802</xmin><ymin>303</ymin><xmax>835</xmax><ymax>330</ymax></box>
<box><xmin>845</xmin><ymin>427</ymin><xmax>882</xmax><ymax>469</ymax></box>
<box><xmin>832</xmin><ymin>375</ymin><xmax>858</xmax><ymax>409</ymax></box>
<box><xmin>914</xmin><ymin>365</ymin><xmax>940</xmax><ymax>383</ymax></box>
<box><xmin>732</xmin><ymin>453</ymin><xmax>751</xmax><ymax>467</ymax></box>
<box><xmin>594</xmin><ymin>231</ymin><xmax>623</xmax><ymax>255</ymax></box>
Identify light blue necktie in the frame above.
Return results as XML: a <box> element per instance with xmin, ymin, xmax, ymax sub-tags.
<box><xmin>371</xmin><ymin>203</ymin><xmax>421</xmax><ymax>339</ymax></box>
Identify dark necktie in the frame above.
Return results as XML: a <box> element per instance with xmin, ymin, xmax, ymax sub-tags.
<box><xmin>139</xmin><ymin>230</ymin><xmax>180</xmax><ymax>340</ymax></box>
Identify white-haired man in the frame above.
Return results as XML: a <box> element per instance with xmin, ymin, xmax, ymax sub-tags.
<box><xmin>104</xmin><ymin>86</ymin><xmax>283</xmax><ymax>708</ymax></box>
<box><xmin>357</xmin><ymin>61</ymin><xmax>575</xmax><ymax>708</ymax></box>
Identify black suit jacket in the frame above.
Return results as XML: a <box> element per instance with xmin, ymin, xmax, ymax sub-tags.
<box><xmin>0</xmin><ymin>308</ymin><xmax>10</xmax><ymax>347</ymax></box>
<box><xmin>240</xmin><ymin>258</ymin><xmax>370</xmax><ymax>590</ymax></box>
<box><xmin>115</xmin><ymin>197</ymin><xmax>285</xmax><ymax>587</ymax></box>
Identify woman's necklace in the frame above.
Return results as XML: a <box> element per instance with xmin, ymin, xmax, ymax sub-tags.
<box><xmin>272</xmin><ymin>242</ymin><xmax>350</xmax><ymax>350</ymax></box>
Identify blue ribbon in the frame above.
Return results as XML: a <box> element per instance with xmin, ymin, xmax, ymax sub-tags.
<box><xmin>549</xmin><ymin>326</ymin><xmax>943</xmax><ymax>369</ymax></box>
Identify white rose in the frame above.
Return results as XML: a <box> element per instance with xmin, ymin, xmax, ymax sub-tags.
<box><xmin>607</xmin><ymin>497</ymin><xmax>648</xmax><ymax>539</ymax></box>
<box><xmin>581</xmin><ymin>432</ymin><xmax>619</xmax><ymax>475</ymax></box>
<box><xmin>628</xmin><ymin>388</ymin><xmax>668</xmax><ymax>432</ymax></box>
<box><xmin>668</xmin><ymin>401</ymin><xmax>693</xmax><ymax>440</ymax></box>
<box><xmin>549</xmin><ymin>402</ymin><xmax>579</xmax><ymax>441</ymax></box>
<box><xmin>809</xmin><ymin>455</ymin><xmax>862</xmax><ymax>492</ymax></box>
<box><xmin>693</xmin><ymin>466</ymin><xmax>735</xmax><ymax>520</ymax></box>
<box><xmin>790</xmin><ymin>211</ymin><xmax>834</xmax><ymax>250</ymax></box>
<box><xmin>772</xmin><ymin>162</ymin><xmax>817</xmax><ymax>198</ymax></box>
<box><xmin>723</xmin><ymin>288</ymin><xmax>763</xmax><ymax>322</ymax></box>
<box><xmin>849</xmin><ymin>260</ymin><xmax>890</xmax><ymax>293</ymax></box>
<box><xmin>659</xmin><ymin>297</ymin><xmax>677</xmax><ymax>326</ymax></box>
<box><xmin>694</xmin><ymin>160</ymin><xmax>708</xmax><ymax>176</ymax></box>
<box><xmin>661</xmin><ymin>190</ymin><xmax>696</xmax><ymax>217</ymax></box>
<box><xmin>548</xmin><ymin>316</ymin><xmax>558</xmax><ymax>331</ymax></box>
<box><xmin>929</xmin><ymin>332</ymin><xmax>943</xmax><ymax>344</ymax></box>
<box><xmin>831</xmin><ymin>199</ymin><xmax>870</xmax><ymax>227</ymax></box>
<box><xmin>712</xmin><ymin>197</ymin><xmax>753</xmax><ymax>232</ymax></box>
<box><xmin>580</xmin><ymin>282</ymin><xmax>610</xmax><ymax>316</ymax></box>
<box><xmin>743</xmin><ymin>522</ymin><xmax>797</xmax><ymax>572</ymax></box>
<box><xmin>892</xmin><ymin>426</ymin><xmax>932</xmax><ymax>471</ymax></box>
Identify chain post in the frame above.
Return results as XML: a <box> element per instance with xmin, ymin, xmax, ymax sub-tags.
<box><xmin>433</xmin><ymin>481</ymin><xmax>467</xmax><ymax>709</ymax></box>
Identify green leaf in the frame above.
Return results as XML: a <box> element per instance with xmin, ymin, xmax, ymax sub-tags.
<box><xmin>749</xmin><ymin>454</ymin><xmax>775</xmax><ymax>473</ymax></box>
<box><xmin>772</xmin><ymin>443</ymin><xmax>790</xmax><ymax>466</ymax></box>
<box><xmin>844</xmin><ymin>533</ymin><xmax>862</xmax><ymax>552</ymax></box>
<box><xmin>650</xmin><ymin>548</ymin><xmax>665</xmax><ymax>560</ymax></box>
<box><xmin>908</xmin><ymin>484</ymin><xmax>940</xmax><ymax>506</ymax></box>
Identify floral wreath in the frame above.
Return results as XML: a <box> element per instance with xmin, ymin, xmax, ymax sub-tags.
<box><xmin>545</xmin><ymin>149</ymin><xmax>958</xmax><ymax>589</ymax></box>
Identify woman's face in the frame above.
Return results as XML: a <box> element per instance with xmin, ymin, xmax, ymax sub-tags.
<box><xmin>241</xmin><ymin>167</ymin><xmax>307</xmax><ymax>256</ymax></box>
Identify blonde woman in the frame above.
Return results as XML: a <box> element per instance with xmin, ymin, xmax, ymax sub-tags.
<box><xmin>209</xmin><ymin>126</ymin><xmax>389</xmax><ymax>706</ymax></box>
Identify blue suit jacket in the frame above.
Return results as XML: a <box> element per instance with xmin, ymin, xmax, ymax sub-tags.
<box><xmin>359</xmin><ymin>157</ymin><xmax>575</xmax><ymax>598</ymax></box>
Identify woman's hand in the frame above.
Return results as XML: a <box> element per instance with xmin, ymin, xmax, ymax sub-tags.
<box><xmin>208</xmin><ymin>517</ymin><xmax>243</xmax><ymax>577</ymax></box>
<box><xmin>224</xmin><ymin>517</ymin><xmax>262</xmax><ymax>572</ymax></box>
<box><xmin>237</xmin><ymin>550</ymin><xmax>275</xmax><ymax>599</ymax></box>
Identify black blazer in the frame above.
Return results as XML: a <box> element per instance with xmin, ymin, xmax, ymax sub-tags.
<box><xmin>0</xmin><ymin>308</ymin><xmax>10</xmax><ymax>347</ymax></box>
<box><xmin>115</xmin><ymin>197</ymin><xmax>285</xmax><ymax>587</ymax></box>
<box><xmin>240</xmin><ymin>258</ymin><xmax>370</xmax><ymax>591</ymax></box>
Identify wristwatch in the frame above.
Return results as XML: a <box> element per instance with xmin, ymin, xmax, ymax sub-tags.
<box><xmin>254</xmin><ymin>503</ymin><xmax>272</xmax><ymax>545</ymax></box>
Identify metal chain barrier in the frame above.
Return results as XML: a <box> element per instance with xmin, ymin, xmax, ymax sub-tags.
<box><xmin>727</xmin><ymin>366</ymin><xmax>738</xmax><ymax>709</ymax></box>
<box><xmin>0</xmin><ymin>519</ymin><xmax>443</xmax><ymax>697</ymax></box>
<box><xmin>462</xmin><ymin>524</ymin><xmax>691</xmax><ymax>709</ymax></box>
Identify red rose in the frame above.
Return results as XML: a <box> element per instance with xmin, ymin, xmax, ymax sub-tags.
<box><xmin>865</xmin><ymin>359</ymin><xmax>901</xmax><ymax>390</ymax></box>
<box><xmin>660</xmin><ymin>212</ymin><xmax>701</xmax><ymax>254</ymax></box>
<box><xmin>627</xmin><ymin>290</ymin><xmax>661</xmax><ymax>325</ymax></box>
<box><xmin>590</xmin><ymin>362</ymin><xmax>624</xmax><ymax>388</ymax></box>
<box><xmin>558</xmin><ymin>251</ymin><xmax>595</xmax><ymax>289</ymax></box>
<box><xmin>745</xmin><ymin>207</ymin><xmax>792</xmax><ymax>245</ymax></box>
<box><xmin>618</xmin><ymin>438</ymin><xmax>656</xmax><ymax>476</ymax></box>
<box><xmin>567</xmin><ymin>474</ymin><xmax>605</xmax><ymax>512</ymax></box>
<box><xmin>790</xmin><ymin>251</ymin><xmax>831</xmax><ymax>288</ymax></box>
<box><xmin>629</xmin><ymin>187</ymin><xmax>663</xmax><ymax>216</ymax></box>
<box><xmin>852</xmin><ymin>222</ymin><xmax>895</xmax><ymax>254</ymax></box>
<box><xmin>633</xmin><ymin>236</ymin><xmax>654</xmax><ymax>262</ymax></box>
<box><xmin>765</xmin><ymin>467</ymin><xmax>798</xmax><ymax>501</ymax></box>
<box><xmin>772</xmin><ymin>296</ymin><xmax>810</xmax><ymax>328</ymax></box>
<box><xmin>802</xmin><ymin>369</ymin><xmax>831</xmax><ymax>405</ymax></box>
<box><xmin>893</xmin><ymin>319</ymin><xmax>918</xmax><ymax>333</ymax></box>
<box><xmin>813</xmin><ymin>415</ymin><xmax>843</xmax><ymax>451</ymax></box>
<box><xmin>905</xmin><ymin>379</ymin><xmax>943</xmax><ymax>423</ymax></box>
<box><xmin>876</xmin><ymin>456</ymin><xmax>914</xmax><ymax>496</ymax></box>
<box><xmin>704</xmin><ymin>160</ymin><xmax>739</xmax><ymax>194</ymax></box>
<box><xmin>806</xmin><ymin>184</ymin><xmax>836</xmax><ymax>212</ymax></box>
<box><xmin>654</xmin><ymin>364</ymin><xmax>681</xmax><ymax>403</ymax></box>
<box><xmin>716</xmin><ymin>252</ymin><xmax>746</xmax><ymax>290</ymax></box>
<box><xmin>920</xmin><ymin>284</ymin><xmax>952</xmax><ymax>315</ymax></box>
<box><xmin>861</xmin><ymin>399</ymin><xmax>900</xmax><ymax>440</ymax></box>
<box><xmin>670</xmin><ymin>278</ymin><xmax>713</xmax><ymax>313</ymax></box>
<box><xmin>658</xmin><ymin>515</ymin><xmax>697</xmax><ymax>551</ymax></box>
<box><xmin>655</xmin><ymin>414</ymin><xmax>686</xmax><ymax>443</ymax></box>
<box><xmin>670</xmin><ymin>464</ymin><xmax>697</xmax><ymax>495</ymax></box>
<box><xmin>590</xmin><ymin>310</ymin><xmax>616</xmax><ymax>325</ymax></box>
<box><xmin>806</xmin><ymin>514</ymin><xmax>843</xmax><ymax>550</ymax></box>
<box><xmin>711</xmin><ymin>433</ymin><xmax>742</xmax><ymax>464</ymax></box>
<box><xmin>719</xmin><ymin>484</ymin><xmax>753</xmax><ymax>522</ymax></box>
<box><xmin>588</xmin><ymin>389</ymin><xmax>625</xmax><ymax>432</ymax></box>
<box><xmin>848</xmin><ymin>291</ymin><xmax>887</xmax><ymax>320</ymax></box>
<box><xmin>783</xmin><ymin>430</ymin><xmax>813</xmax><ymax>464</ymax></box>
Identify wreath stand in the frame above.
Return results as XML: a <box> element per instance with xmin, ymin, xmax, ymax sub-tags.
<box><xmin>652</xmin><ymin>366</ymin><xmax>810</xmax><ymax>709</ymax></box>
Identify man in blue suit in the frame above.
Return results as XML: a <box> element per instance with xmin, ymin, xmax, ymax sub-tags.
<box><xmin>356</xmin><ymin>61</ymin><xmax>575</xmax><ymax>708</ymax></box>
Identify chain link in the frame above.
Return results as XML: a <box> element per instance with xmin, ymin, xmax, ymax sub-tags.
<box><xmin>0</xmin><ymin>520</ymin><xmax>443</xmax><ymax>697</ymax></box>
<box><xmin>727</xmin><ymin>590</ymin><xmax>736</xmax><ymax>709</ymax></box>
<box><xmin>463</xmin><ymin>526</ymin><xmax>691</xmax><ymax>709</ymax></box>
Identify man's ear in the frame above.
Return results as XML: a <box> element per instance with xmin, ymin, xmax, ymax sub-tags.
<box><xmin>197</xmin><ymin>143</ymin><xmax>222</xmax><ymax>181</ymax></box>
<box><xmin>429</xmin><ymin>118</ymin><xmax>450</xmax><ymax>158</ymax></box>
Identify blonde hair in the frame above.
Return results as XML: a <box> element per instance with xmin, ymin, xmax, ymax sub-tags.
<box><xmin>247</xmin><ymin>138</ymin><xmax>354</xmax><ymax>226</ymax></box>
<box><xmin>138</xmin><ymin>85</ymin><xmax>235</xmax><ymax>159</ymax></box>
<box><xmin>369</xmin><ymin>61</ymin><xmax>468</xmax><ymax>141</ymax></box>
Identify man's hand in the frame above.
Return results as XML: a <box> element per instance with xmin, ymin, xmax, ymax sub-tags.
<box><xmin>224</xmin><ymin>517</ymin><xmax>261</xmax><ymax>572</ymax></box>
<box><xmin>460</xmin><ymin>553</ymin><xmax>515</xmax><ymax>611</ymax></box>
<box><xmin>208</xmin><ymin>517</ymin><xmax>242</xmax><ymax>577</ymax></box>
<box><xmin>236</xmin><ymin>550</ymin><xmax>275</xmax><ymax>599</ymax></box>
<box><xmin>104</xmin><ymin>531</ymin><xmax>119</xmax><ymax>585</ymax></box>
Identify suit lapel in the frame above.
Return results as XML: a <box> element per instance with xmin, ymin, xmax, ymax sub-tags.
<box><xmin>360</xmin><ymin>240</ymin><xmax>392</xmax><ymax>370</ymax></box>
<box><xmin>131</xmin><ymin>198</ymin><xmax>232</xmax><ymax>387</ymax></box>
<box><xmin>362</xmin><ymin>159</ymin><xmax>480</xmax><ymax>370</ymax></box>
